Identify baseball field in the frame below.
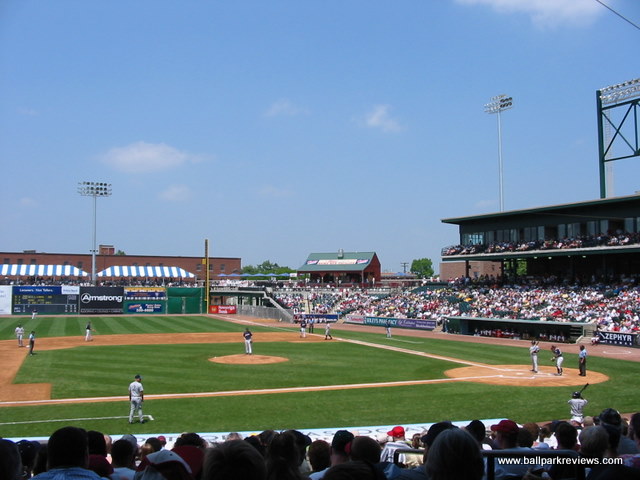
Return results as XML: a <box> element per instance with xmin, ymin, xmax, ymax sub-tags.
<box><xmin>0</xmin><ymin>314</ymin><xmax>638</xmax><ymax>439</ymax></box>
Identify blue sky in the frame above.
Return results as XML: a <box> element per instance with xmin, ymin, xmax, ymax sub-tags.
<box><xmin>1</xmin><ymin>0</ymin><xmax>638</xmax><ymax>273</ymax></box>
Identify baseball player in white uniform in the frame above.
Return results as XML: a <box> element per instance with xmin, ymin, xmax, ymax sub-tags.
<box><xmin>15</xmin><ymin>324</ymin><xmax>25</xmax><ymax>347</ymax></box>
<box><xmin>529</xmin><ymin>340</ymin><xmax>540</xmax><ymax>373</ymax></box>
<box><xmin>128</xmin><ymin>374</ymin><xmax>144</xmax><ymax>424</ymax></box>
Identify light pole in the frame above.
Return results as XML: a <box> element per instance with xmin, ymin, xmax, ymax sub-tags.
<box><xmin>78</xmin><ymin>181</ymin><xmax>112</xmax><ymax>285</ymax></box>
<box><xmin>484</xmin><ymin>94</ymin><xmax>513</xmax><ymax>212</ymax></box>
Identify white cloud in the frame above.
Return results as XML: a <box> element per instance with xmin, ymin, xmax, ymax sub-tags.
<box><xmin>362</xmin><ymin>105</ymin><xmax>403</xmax><ymax>133</ymax></box>
<box><xmin>258</xmin><ymin>185</ymin><xmax>293</xmax><ymax>198</ymax></box>
<box><xmin>17</xmin><ymin>107</ymin><xmax>39</xmax><ymax>116</ymax></box>
<box><xmin>455</xmin><ymin>0</ymin><xmax>603</xmax><ymax>28</ymax></box>
<box><xmin>264</xmin><ymin>99</ymin><xmax>309</xmax><ymax>117</ymax></box>
<box><xmin>159</xmin><ymin>184</ymin><xmax>192</xmax><ymax>202</ymax></box>
<box><xmin>101</xmin><ymin>142</ymin><xmax>195</xmax><ymax>173</ymax></box>
<box><xmin>19</xmin><ymin>197</ymin><xmax>38</xmax><ymax>207</ymax></box>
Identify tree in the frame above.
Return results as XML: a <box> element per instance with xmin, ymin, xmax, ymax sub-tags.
<box><xmin>410</xmin><ymin>258</ymin><xmax>434</xmax><ymax>278</ymax></box>
<box><xmin>242</xmin><ymin>260</ymin><xmax>295</xmax><ymax>275</ymax></box>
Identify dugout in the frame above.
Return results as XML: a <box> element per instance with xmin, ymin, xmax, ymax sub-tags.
<box><xmin>445</xmin><ymin>316</ymin><xmax>589</xmax><ymax>342</ymax></box>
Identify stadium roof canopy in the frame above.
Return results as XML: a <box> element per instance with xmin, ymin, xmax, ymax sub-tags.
<box><xmin>97</xmin><ymin>266</ymin><xmax>195</xmax><ymax>278</ymax></box>
<box><xmin>297</xmin><ymin>252</ymin><xmax>378</xmax><ymax>273</ymax></box>
<box><xmin>0</xmin><ymin>264</ymin><xmax>89</xmax><ymax>277</ymax></box>
<box><xmin>441</xmin><ymin>194</ymin><xmax>640</xmax><ymax>225</ymax></box>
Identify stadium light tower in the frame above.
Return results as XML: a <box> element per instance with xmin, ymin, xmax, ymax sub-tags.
<box><xmin>78</xmin><ymin>181</ymin><xmax>112</xmax><ymax>285</ymax></box>
<box><xmin>597</xmin><ymin>77</ymin><xmax>640</xmax><ymax>198</ymax></box>
<box><xmin>484</xmin><ymin>94</ymin><xmax>513</xmax><ymax>212</ymax></box>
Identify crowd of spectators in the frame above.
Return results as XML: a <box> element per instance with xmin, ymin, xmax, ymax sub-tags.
<box><xmin>0</xmin><ymin>276</ymin><xmax>93</xmax><ymax>286</ymax></box>
<box><xmin>273</xmin><ymin>278</ymin><xmax>640</xmax><ymax>334</ymax></box>
<box><xmin>442</xmin><ymin>232</ymin><xmax>640</xmax><ymax>257</ymax></box>
<box><xmin>3</xmin><ymin>408</ymin><xmax>639</xmax><ymax>480</ymax></box>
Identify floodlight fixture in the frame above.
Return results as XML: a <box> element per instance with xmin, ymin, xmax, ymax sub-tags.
<box><xmin>484</xmin><ymin>94</ymin><xmax>513</xmax><ymax>114</ymax></box>
<box><xmin>599</xmin><ymin>77</ymin><xmax>640</xmax><ymax>105</ymax></box>
<box><xmin>78</xmin><ymin>181</ymin><xmax>112</xmax><ymax>285</ymax></box>
<box><xmin>484</xmin><ymin>94</ymin><xmax>514</xmax><ymax>212</ymax></box>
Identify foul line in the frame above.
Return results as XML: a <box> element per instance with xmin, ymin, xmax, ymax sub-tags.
<box><xmin>0</xmin><ymin>414</ymin><xmax>154</xmax><ymax>426</ymax></box>
<box><xmin>0</xmin><ymin>376</ymin><xmax>502</xmax><ymax>408</ymax></box>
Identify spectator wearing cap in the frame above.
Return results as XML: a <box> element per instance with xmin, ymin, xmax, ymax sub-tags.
<box><xmin>599</xmin><ymin>408</ymin><xmax>639</xmax><ymax>455</ymax></box>
<box><xmin>283</xmin><ymin>430</ymin><xmax>312</xmax><ymax>475</ymax></box>
<box><xmin>465</xmin><ymin>420</ymin><xmax>494</xmax><ymax>450</ymax></box>
<box><xmin>134</xmin><ymin>449</ymin><xmax>193</xmax><ymax>480</ymax></box>
<box><xmin>490</xmin><ymin>419</ymin><xmax>543</xmax><ymax>480</ymax></box>
<box><xmin>17</xmin><ymin>439</ymin><xmax>41</xmax><ymax>479</ymax></box>
<box><xmin>32</xmin><ymin>426</ymin><xmax>103</xmax><ymax>480</ymax></box>
<box><xmin>380</xmin><ymin>426</ymin><xmax>411</xmax><ymax>466</ymax></box>
<box><xmin>309</xmin><ymin>430</ymin><xmax>354</xmax><ymax>480</ymax></box>
<box><xmin>172</xmin><ymin>433</ymin><xmax>207</xmax><ymax>480</ymax></box>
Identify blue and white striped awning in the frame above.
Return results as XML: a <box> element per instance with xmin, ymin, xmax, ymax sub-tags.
<box><xmin>0</xmin><ymin>264</ymin><xmax>89</xmax><ymax>277</ymax></box>
<box><xmin>97</xmin><ymin>266</ymin><xmax>196</xmax><ymax>278</ymax></box>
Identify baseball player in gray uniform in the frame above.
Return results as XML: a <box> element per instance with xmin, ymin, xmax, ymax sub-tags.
<box><xmin>128</xmin><ymin>374</ymin><xmax>144</xmax><ymax>424</ymax></box>
<box><xmin>529</xmin><ymin>340</ymin><xmax>540</xmax><ymax>373</ymax></box>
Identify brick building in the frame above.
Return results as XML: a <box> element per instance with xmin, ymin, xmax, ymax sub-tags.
<box><xmin>1</xmin><ymin>246</ymin><xmax>241</xmax><ymax>281</ymax></box>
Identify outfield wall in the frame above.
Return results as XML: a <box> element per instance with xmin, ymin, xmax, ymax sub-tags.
<box><xmin>1</xmin><ymin>285</ymin><xmax>207</xmax><ymax>315</ymax></box>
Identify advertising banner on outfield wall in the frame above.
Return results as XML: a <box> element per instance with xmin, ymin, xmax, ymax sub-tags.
<box><xmin>345</xmin><ymin>315</ymin><xmax>436</xmax><ymax>330</ymax></box>
<box><xmin>209</xmin><ymin>305</ymin><xmax>237</xmax><ymax>314</ymax></box>
<box><xmin>125</xmin><ymin>302</ymin><xmax>166</xmax><ymax>314</ymax></box>
<box><xmin>301</xmin><ymin>314</ymin><xmax>338</xmax><ymax>323</ymax></box>
<box><xmin>597</xmin><ymin>331</ymin><xmax>640</xmax><ymax>348</ymax></box>
<box><xmin>124</xmin><ymin>287</ymin><xmax>167</xmax><ymax>299</ymax></box>
<box><xmin>79</xmin><ymin>287</ymin><xmax>124</xmax><ymax>314</ymax></box>
<box><xmin>0</xmin><ymin>286</ymin><xmax>11</xmax><ymax>315</ymax></box>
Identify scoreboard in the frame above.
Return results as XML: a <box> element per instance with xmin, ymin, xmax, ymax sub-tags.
<box><xmin>12</xmin><ymin>286</ymin><xmax>79</xmax><ymax>314</ymax></box>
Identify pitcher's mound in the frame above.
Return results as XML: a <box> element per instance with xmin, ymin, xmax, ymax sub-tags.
<box><xmin>210</xmin><ymin>354</ymin><xmax>289</xmax><ymax>365</ymax></box>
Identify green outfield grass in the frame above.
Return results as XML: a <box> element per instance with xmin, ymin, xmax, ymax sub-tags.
<box><xmin>0</xmin><ymin>315</ymin><xmax>638</xmax><ymax>438</ymax></box>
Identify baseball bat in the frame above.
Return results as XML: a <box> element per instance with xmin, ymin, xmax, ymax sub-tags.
<box><xmin>578</xmin><ymin>383</ymin><xmax>589</xmax><ymax>395</ymax></box>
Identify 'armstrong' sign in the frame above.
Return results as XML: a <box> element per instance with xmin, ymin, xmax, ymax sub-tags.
<box><xmin>79</xmin><ymin>287</ymin><xmax>124</xmax><ymax>314</ymax></box>
<box><xmin>597</xmin><ymin>331</ymin><xmax>640</xmax><ymax>348</ymax></box>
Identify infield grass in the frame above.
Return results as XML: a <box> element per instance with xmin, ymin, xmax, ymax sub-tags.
<box><xmin>0</xmin><ymin>315</ymin><xmax>638</xmax><ymax>438</ymax></box>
